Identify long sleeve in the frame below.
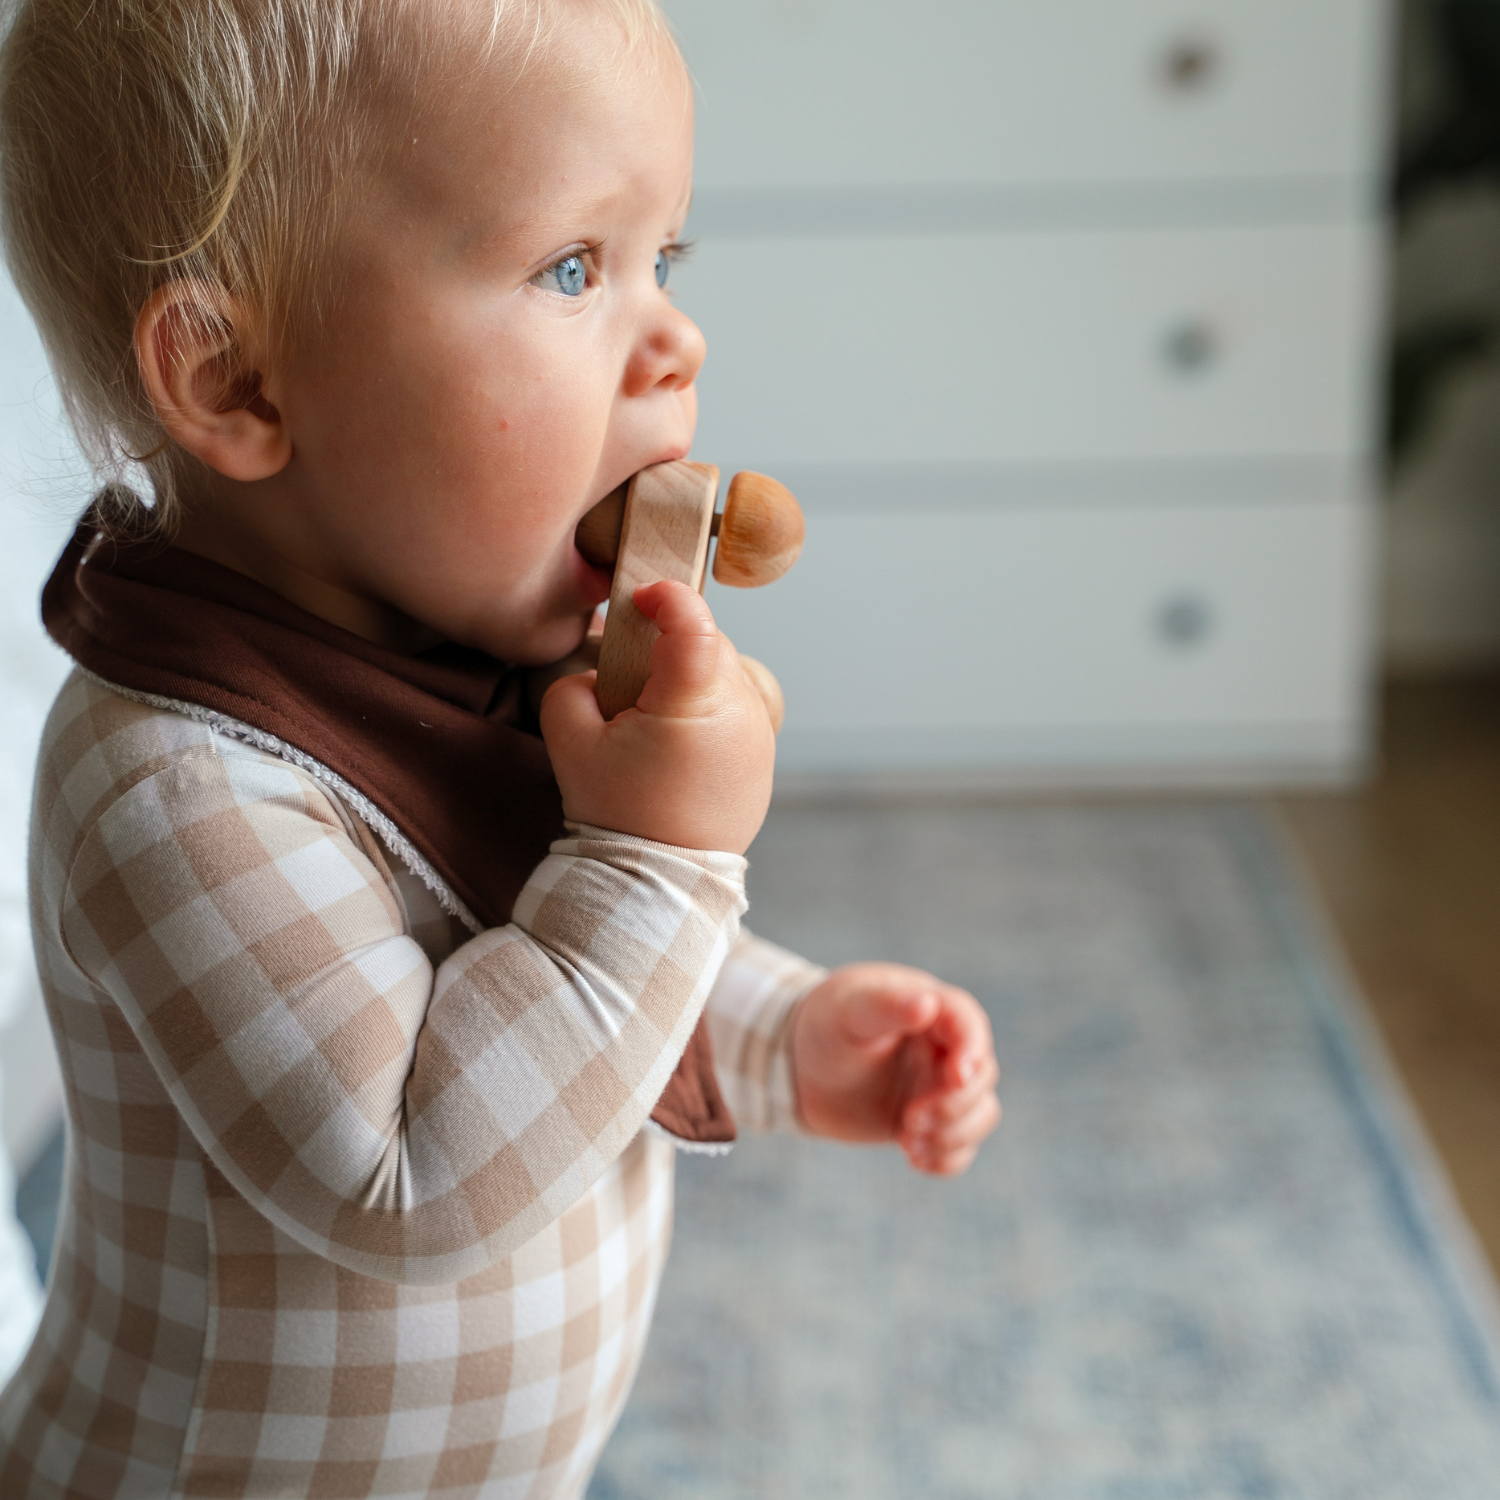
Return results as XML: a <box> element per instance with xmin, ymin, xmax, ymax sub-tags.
<box><xmin>705</xmin><ymin>930</ymin><xmax>826</xmax><ymax>1134</ymax></box>
<box><xmin>57</xmin><ymin>738</ymin><xmax>746</xmax><ymax>1284</ymax></box>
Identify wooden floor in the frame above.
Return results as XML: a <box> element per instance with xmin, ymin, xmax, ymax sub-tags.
<box><xmin>1278</xmin><ymin>674</ymin><xmax>1500</xmax><ymax>1277</ymax></box>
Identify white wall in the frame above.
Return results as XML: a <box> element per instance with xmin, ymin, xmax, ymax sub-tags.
<box><xmin>0</xmin><ymin>266</ymin><xmax>83</xmax><ymax>1173</ymax></box>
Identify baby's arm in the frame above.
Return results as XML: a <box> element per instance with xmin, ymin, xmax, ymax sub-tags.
<box><xmin>59</xmin><ymin>750</ymin><xmax>744</xmax><ymax>1285</ymax></box>
<box><xmin>705</xmin><ymin>932</ymin><xmax>826</xmax><ymax>1133</ymax></box>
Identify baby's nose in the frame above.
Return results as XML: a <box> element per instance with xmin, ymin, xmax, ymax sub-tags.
<box><xmin>625</xmin><ymin>304</ymin><xmax>706</xmax><ymax>396</ymax></box>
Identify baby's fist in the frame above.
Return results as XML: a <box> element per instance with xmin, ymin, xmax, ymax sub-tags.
<box><xmin>792</xmin><ymin>963</ymin><xmax>1000</xmax><ymax>1176</ymax></box>
<box><xmin>539</xmin><ymin>581</ymin><xmax>774</xmax><ymax>853</ymax></box>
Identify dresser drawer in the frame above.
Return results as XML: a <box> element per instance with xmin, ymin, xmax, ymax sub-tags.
<box><xmin>706</xmin><ymin>496</ymin><xmax>1376</xmax><ymax>780</ymax></box>
<box><xmin>679</xmin><ymin>222</ymin><xmax>1382</xmax><ymax>470</ymax></box>
<box><xmin>664</xmin><ymin>0</ymin><xmax>1391</xmax><ymax>192</ymax></box>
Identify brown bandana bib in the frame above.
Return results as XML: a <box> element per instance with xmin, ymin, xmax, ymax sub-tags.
<box><xmin>41</xmin><ymin>496</ymin><xmax>735</xmax><ymax>1149</ymax></box>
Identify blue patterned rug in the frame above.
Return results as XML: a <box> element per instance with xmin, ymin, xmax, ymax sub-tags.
<box><xmin>588</xmin><ymin>801</ymin><xmax>1500</xmax><ymax>1500</ymax></box>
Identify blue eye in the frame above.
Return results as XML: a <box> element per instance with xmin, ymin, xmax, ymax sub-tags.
<box><xmin>655</xmin><ymin>250</ymin><xmax>670</xmax><ymax>289</ymax></box>
<box><xmin>538</xmin><ymin>255</ymin><xmax>586</xmax><ymax>296</ymax></box>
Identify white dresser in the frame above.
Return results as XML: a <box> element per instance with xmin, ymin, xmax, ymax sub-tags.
<box><xmin>664</xmin><ymin>0</ymin><xmax>1396</xmax><ymax>787</ymax></box>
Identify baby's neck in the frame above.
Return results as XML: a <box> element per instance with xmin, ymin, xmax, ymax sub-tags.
<box><xmin>172</xmin><ymin>499</ymin><xmax>439</xmax><ymax>654</ymax></box>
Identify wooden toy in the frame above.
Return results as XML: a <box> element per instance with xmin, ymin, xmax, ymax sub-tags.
<box><xmin>575</xmin><ymin>461</ymin><xmax>805</xmax><ymax>730</ymax></box>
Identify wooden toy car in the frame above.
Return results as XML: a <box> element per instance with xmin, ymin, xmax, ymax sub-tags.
<box><xmin>575</xmin><ymin>460</ymin><xmax>805</xmax><ymax>730</ymax></box>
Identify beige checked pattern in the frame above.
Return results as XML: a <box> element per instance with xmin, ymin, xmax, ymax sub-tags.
<box><xmin>0</xmin><ymin>671</ymin><xmax>824</xmax><ymax>1498</ymax></box>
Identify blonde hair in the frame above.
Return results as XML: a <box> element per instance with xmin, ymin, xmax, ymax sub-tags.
<box><xmin>0</xmin><ymin>0</ymin><xmax>673</xmax><ymax>529</ymax></box>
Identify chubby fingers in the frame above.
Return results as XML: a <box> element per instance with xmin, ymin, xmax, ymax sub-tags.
<box><xmin>900</xmin><ymin>1052</ymin><xmax>1002</xmax><ymax>1176</ymax></box>
<box><xmin>902</xmin><ymin>1049</ymin><xmax>1000</xmax><ymax>1138</ymax></box>
<box><xmin>899</xmin><ymin>986</ymin><xmax>999</xmax><ymax>1176</ymax></box>
<box><xmin>633</xmin><ymin>580</ymin><xmax>727</xmax><ymax>719</ymax></box>
<box><xmin>922</xmin><ymin>985</ymin><xmax>997</xmax><ymax>1091</ymax></box>
<box><xmin>904</xmin><ymin>1092</ymin><xmax>1002</xmax><ymax>1176</ymax></box>
<box><xmin>537</xmin><ymin>668</ymin><xmax>605</xmax><ymax>755</ymax></box>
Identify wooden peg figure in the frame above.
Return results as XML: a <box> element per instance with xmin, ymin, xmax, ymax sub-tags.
<box><xmin>575</xmin><ymin>461</ymin><xmax>805</xmax><ymax>731</ymax></box>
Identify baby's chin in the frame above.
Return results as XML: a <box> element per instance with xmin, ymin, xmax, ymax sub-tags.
<box><xmin>474</xmin><ymin>606</ymin><xmax>597</xmax><ymax>670</ymax></box>
<box><xmin>434</xmin><ymin>541</ymin><xmax>613</xmax><ymax>663</ymax></box>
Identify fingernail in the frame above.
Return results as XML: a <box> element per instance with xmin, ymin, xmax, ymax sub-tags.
<box><xmin>960</xmin><ymin>1055</ymin><xmax>979</xmax><ymax>1082</ymax></box>
<box><xmin>910</xmin><ymin>1108</ymin><xmax>935</xmax><ymax>1131</ymax></box>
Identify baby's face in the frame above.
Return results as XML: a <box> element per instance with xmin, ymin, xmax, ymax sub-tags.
<box><xmin>271</xmin><ymin>11</ymin><xmax>702</xmax><ymax>664</ymax></box>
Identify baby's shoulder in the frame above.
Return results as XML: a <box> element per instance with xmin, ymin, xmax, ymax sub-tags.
<box><xmin>36</xmin><ymin>668</ymin><xmax>356</xmax><ymax>849</ymax></box>
<box><xmin>42</xmin><ymin>667</ymin><xmax>221</xmax><ymax>786</ymax></box>
<box><xmin>34</xmin><ymin>671</ymin><xmax>431</xmax><ymax>985</ymax></box>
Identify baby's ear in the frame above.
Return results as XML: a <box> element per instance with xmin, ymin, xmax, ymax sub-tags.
<box><xmin>133</xmin><ymin>280</ymin><xmax>291</xmax><ymax>482</ymax></box>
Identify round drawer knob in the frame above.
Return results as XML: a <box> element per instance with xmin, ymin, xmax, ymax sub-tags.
<box><xmin>1156</xmin><ymin>594</ymin><xmax>1215</xmax><ymax>649</ymax></box>
<box><xmin>1162</xmin><ymin>319</ymin><xmax>1220</xmax><ymax>375</ymax></box>
<box><xmin>1159</xmin><ymin>34</ymin><xmax>1223</xmax><ymax>94</ymax></box>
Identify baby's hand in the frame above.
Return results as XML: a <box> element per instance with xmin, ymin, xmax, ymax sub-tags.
<box><xmin>792</xmin><ymin>963</ymin><xmax>1000</xmax><ymax>1176</ymax></box>
<box><xmin>539</xmin><ymin>581</ymin><xmax>775</xmax><ymax>853</ymax></box>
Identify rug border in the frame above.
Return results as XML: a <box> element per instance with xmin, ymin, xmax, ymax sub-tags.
<box><xmin>1250</xmin><ymin>803</ymin><xmax>1500</xmax><ymax>1406</ymax></box>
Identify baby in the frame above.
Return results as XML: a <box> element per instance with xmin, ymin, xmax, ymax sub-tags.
<box><xmin>0</xmin><ymin>1</ymin><xmax>1000</xmax><ymax>1496</ymax></box>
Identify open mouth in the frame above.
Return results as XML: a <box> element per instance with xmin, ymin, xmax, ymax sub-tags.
<box><xmin>574</xmin><ymin>481</ymin><xmax>628</xmax><ymax>572</ymax></box>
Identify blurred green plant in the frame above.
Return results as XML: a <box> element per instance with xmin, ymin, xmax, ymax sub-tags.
<box><xmin>1389</xmin><ymin>0</ymin><xmax>1500</xmax><ymax>465</ymax></box>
